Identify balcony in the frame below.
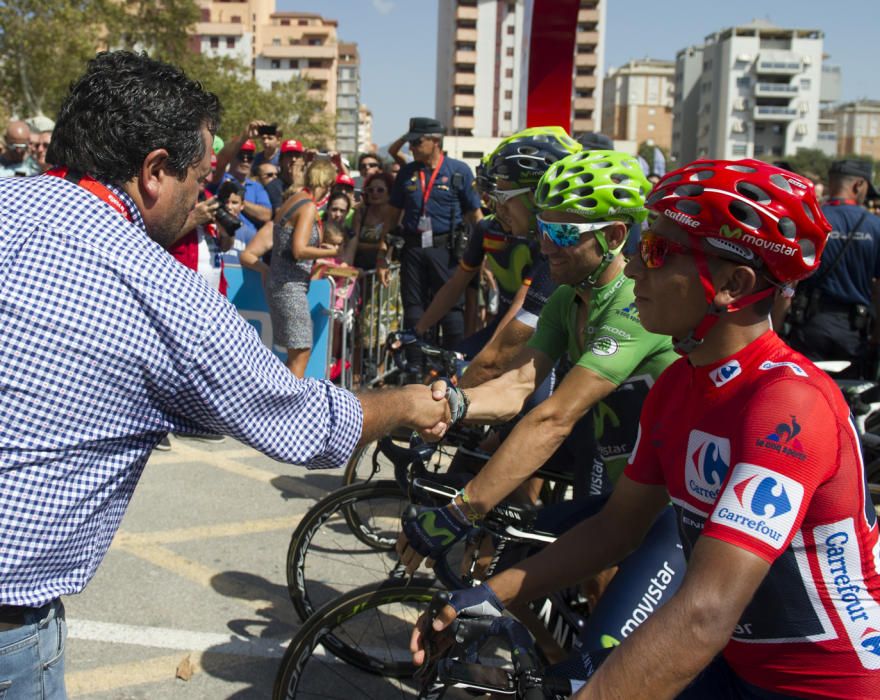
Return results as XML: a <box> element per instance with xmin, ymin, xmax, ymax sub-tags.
<box><xmin>455</xmin><ymin>28</ymin><xmax>477</xmax><ymax>42</ymax></box>
<box><xmin>575</xmin><ymin>52</ymin><xmax>597</xmax><ymax>67</ymax></box>
<box><xmin>454</xmin><ymin>72</ymin><xmax>476</xmax><ymax>86</ymax></box>
<box><xmin>576</xmin><ymin>31</ymin><xmax>599</xmax><ymax>45</ymax></box>
<box><xmin>754</xmin><ymin>106</ymin><xmax>798</xmax><ymax>121</ymax></box>
<box><xmin>756</xmin><ymin>56</ymin><xmax>802</xmax><ymax>75</ymax></box>
<box><xmin>452</xmin><ymin>114</ymin><xmax>475</xmax><ymax>130</ymax></box>
<box><xmin>260</xmin><ymin>43</ymin><xmax>337</xmax><ymax>59</ymax></box>
<box><xmin>577</xmin><ymin>8</ymin><xmax>599</xmax><ymax>22</ymax></box>
<box><xmin>574</xmin><ymin>75</ymin><xmax>596</xmax><ymax>89</ymax></box>
<box><xmin>453</xmin><ymin>93</ymin><xmax>475</xmax><ymax>108</ymax></box>
<box><xmin>195</xmin><ymin>22</ymin><xmax>243</xmax><ymax>36</ymax></box>
<box><xmin>754</xmin><ymin>82</ymin><xmax>798</xmax><ymax>98</ymax></box>
<box><xmin>454</xmin><ymin>50</ymin><xmax>477</xmax><ymax>64</ymax></box>
<box><xmin>301</xmin><ymin>67</ymin><xmax>333</xmax><ymax>82</ymax></box>
<box><xmin>455</xmin><ymin>4</ymin><xmax>478</xmax><ymax>21</ymax></box>
<box><xmin>574</xmin><ymin>96</ymin><xmax>595</xmax><ymax>111</ymax></box>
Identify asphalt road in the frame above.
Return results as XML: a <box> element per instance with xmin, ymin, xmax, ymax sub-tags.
<box><xmin>63</xmin><ymin>434</ymin><xmax>347</xmax><ymax>699</ymax></box>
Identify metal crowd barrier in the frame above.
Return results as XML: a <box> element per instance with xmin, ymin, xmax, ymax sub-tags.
<box><xmin>355</xmin><ymin>264</ymin><xmax>402</xmax><ymax>388</ymax></box>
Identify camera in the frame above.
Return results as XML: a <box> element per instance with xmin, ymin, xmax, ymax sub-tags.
<box><xmin>213</xmin><ymin>181</ymin><xmax>243</xmax><ymax>234</ymax></box>
<box><xmin>257</xmin><ymin>123</ymin><xmax>277</xmax><ymax>136</ymax></box>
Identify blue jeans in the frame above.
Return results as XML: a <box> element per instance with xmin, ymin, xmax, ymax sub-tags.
<box><xmin>0</xmin><ymin>600</ymin><xmax>67</xmax><ymax>699</ymax></box>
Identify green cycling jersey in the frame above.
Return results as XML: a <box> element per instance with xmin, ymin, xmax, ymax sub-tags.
<box><xmin>528</xmin><ymin>272</ymin><xmax>677</xmax><ymax>483</ymax></box>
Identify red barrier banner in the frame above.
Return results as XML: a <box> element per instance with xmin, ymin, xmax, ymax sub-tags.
<box><xmin>525</xmin><ymin>0</ymin><xmax>580</xmax><ymax>130</ymax></box>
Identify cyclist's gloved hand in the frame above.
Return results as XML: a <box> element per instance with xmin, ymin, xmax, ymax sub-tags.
<box><xmin>448</xmin><ymin>582</ymin><xmax>504</xmax><ymax>619</ymax></box>
<box><xmin>400</xmin><ymin>504</ymin><xmax>470</xmax><ymax>571</ymax></box>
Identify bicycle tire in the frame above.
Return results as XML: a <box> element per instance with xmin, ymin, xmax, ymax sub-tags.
<box><xmin>273</xmin><ymin>580</ymin><xmax>439</xmax><ymax>698</ymax></box>
<box><xmin>287</xmin><ymin>480</ymin><xmax>410</xmax><ymax>621</ymax></box>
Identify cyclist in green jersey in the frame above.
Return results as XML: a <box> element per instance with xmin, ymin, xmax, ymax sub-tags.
<box><xmin>398</xmin><ymin>150</ymin><xmax>678</xmax><ymax>573</ymax></box>
<box><xmin>414</xmin><ymin>127</ymin><xmax>579</xmax><ymax>366</ymax></box>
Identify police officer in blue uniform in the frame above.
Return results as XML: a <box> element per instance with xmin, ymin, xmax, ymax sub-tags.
<box><xmin>788</xmin><ymin>159</ymin><xmax>880</xmax><ymax>377</ymax></box>
<box><xmin>378</xmin><ymin>117</ymin><xmax>483</xmax><ymax>351</ymax></box>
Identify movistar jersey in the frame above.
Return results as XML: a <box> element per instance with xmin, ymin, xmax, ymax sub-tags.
<box><xmin>460</xmin><ymin>217</ymin><xmax>555</xmax><ymax>328</ymax></box>
<box><xmin>528</xmin><ymin>273</ymin><xmax>676</xmax><ymax>483</ymax></box>
<box><xmin>626</xmin><ymin>330</ymin><xmax>880</xmax><ymax>699</ymax></box>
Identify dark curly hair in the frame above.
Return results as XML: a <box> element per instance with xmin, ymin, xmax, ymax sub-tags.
<box><xmin>47</xmin><ymin>51</ymin><xmax>221</xmax><ymax>184</ymax></box>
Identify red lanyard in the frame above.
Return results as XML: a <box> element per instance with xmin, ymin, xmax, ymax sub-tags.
<box><xmin>826</xmin><ymin>199</ymin><xmax>858</xmax><ymax>206</ymax></box>
<box><xmin>46</xmin><ymin>166</ymin><xmax>132</xmax><ymax>222</ymax></box>
<box><xmin>418</xmin><ymin>154</ymin><xmax>444</xmax><ymax>216</ymax></box>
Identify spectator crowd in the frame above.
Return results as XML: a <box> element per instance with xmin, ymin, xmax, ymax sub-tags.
<box><xmin>4</xmin><ymin>111</ymin><xmax>880</xmax><ymax>389</ymax></box>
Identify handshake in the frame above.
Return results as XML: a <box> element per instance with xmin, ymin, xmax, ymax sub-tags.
<box><xmin>401</xmin><ymin>379</ymin><xmax>468</xmax><ymax>442</ymax></box>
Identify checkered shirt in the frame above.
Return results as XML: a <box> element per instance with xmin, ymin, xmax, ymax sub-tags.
<box><xmin>0</xmin><ymin>174</ymin><xmax>363</xmax><ymax>606</ymax></box>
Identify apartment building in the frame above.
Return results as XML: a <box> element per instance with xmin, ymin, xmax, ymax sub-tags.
<box><xmin>435</xmin><ymin>0</ymin><xmax>605</xmax><ymax>142</ymax></box>
<box><xmin>602</xmin><ymin>59</ymin><xmax>675</xmax><ymax>153</ymax></box>
<box><xmin>336</xmin><ymin>42</ymin><xmax>360</xmax><ymax>160</ymax></box>
<box><xmin>671</xmin><ymin>20</ymin><xmax>825</xmax><ymax>163</ymax></box>
<box><xmin>193</xmin><ymin>1</ymin><xmax>362</xmax><ymax>153</ymax></box>
<box><xmin>825</xmin><ymin>100</ymin><xmax>880</xmax><ymax>160</ymax></box>
<box><xmin>358</xmin><ymin>105</ymin><xmax>374</xmax><ymax>156</ymax></box>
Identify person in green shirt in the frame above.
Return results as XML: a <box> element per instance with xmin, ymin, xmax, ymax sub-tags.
<box><xmin>398</xmin><ymin>149</ymin><xmax>678</xmax><ymax>571</ymax></box>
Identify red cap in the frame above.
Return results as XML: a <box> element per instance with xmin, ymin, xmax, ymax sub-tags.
<box><xmin>335</xmin><ymin>173</ymin><xmax>355</xmax><ymax>187</ymax></box>
<box><xmin>280</xmin><ymin>139</ymin><xmax>304</xmax><ymax>154</ymax></box>
<box><xmin>210</xmin><ymin>154</ymin><xmax>218</xmax><ymax>168</ymax></box>
<box><xmin>239</xmin><ymin>139</ymin><xmax>256</xmax><ymax>152</ymax></box>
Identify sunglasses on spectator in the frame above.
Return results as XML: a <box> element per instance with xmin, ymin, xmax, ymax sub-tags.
<box><xmin>260</xmin><ymin>171</ymin><xmax>277</xmax><ymax>179</ymax></box>
<box><xmin>237</xmin><ymin>151</ymin><xmax>254</xmax><ymax>162</ymax></box>
<box><xmin>487</xmin><ymin>187</ymin><xmax>530</xmax><ymax>205</ymax></box>
<box><xmin>362</xmin><ymin>162</ymin><xmax>381</xmax><ymax>170</ymax></box>
<box><xmin>408</xmin><ymin>137</ymin><xmax>425</xmax><ymax>147</ymax></box>
<box><xmin>8</xmin><ymin>143</ymin><xmax>29</xmax><ymax>151</ymax></box>
<box><xmin>637</xmin><ymin>229</ymin><xmax>694</xmax><ymax>269</ymax></box>
<box><xmin>537</xmin><ymin>217</ymin><xmax>617</xmax><ymax>248</ymax></box>
<box><xmin>367</xmin><ymin>186</ymin><xmax>387</xmax><ymax>194</ymax></box>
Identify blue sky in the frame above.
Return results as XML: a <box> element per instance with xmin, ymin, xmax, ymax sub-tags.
<box><xmin>277</xmin><ymin>0</ymin><xmax>876</xmax><ymax>147</ymax></box>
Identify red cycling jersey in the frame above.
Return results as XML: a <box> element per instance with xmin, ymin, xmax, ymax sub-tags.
<box><xmin>625</xmin><ymin>330</ymin><xmax>880</xmax><ymax>699</ymax></box>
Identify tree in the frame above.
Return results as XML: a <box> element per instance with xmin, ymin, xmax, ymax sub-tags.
<box><xmin>638</xmin><ymin>142</ymin><xmax>672</xmax><ymax>175</ymax></box>
<box><xmin>0</xmin><ymin>0</ymin><xmax>334</xmax><ymax>147</ymax></box>
<box><xmin>0</xmin><ymin>0</ymin><xmax>112</xmax><ymax>118</ymax></box>
<box><xmin>784</xmin><ymin>148</ymin><xmax>833</xmax><ymax>184</ymax></box>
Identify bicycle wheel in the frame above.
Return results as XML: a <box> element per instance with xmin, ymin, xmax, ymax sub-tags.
<box><xmin>273</xmin><ymin>581</ymin><xmax>437</xmax><ymax>698</ymax></box>
<box><xmin>287</xmin><ymin>481</ymin><xmax>410</xmax><ymax>621</ymax></box>
<box><xmin>343</xmin><ymin>435</ymin><xmax>458</xmax><ymax>487</ymax></box>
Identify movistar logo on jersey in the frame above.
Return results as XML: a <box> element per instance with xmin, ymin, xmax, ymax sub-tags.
<box><xmin>756</xmin><ymin>415</ymin><xmax>806</xmax><ymax>461</ymax></box>
<box><xmin>685</xmin><ymin>430</ymin><xmax>730</xmax><ymax>504</ymax></box>
<box><xmin>711</xmin><ymin>463</ymin><xmax>804</xmax><ymax>550</ymax></box>
<box><xmin>619</xmin><ymin>561</ymin><xmax>677</xmax><ymax>637</ymax></box>
<box><xmin>758</xmin><ymin>359</ymin><xmax>808</xmax><ymax>377</ymax></box>
<box><xmin>708</xmin><ymin>359</ymin><xmax>741</xmax><ymax>388</ymax></box>
<box><xmin>815</xmin><ymin>519</ymin><xmax>880</xmax><ymax>670</ymax></box>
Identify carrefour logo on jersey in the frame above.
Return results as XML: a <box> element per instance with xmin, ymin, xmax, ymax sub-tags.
<box><xmin>708</xmin><ymin>360</ymin><xmax>741</xmax><ymax>388</ymax></box>
<box><xmin>710</xmin><ymin>463</ymin><xmax>804</xmax><ymax>550</ymax></box>
<box><xmin>815</xmin><ymin>519</ymin><xmax>880</xmax><ymax>670</ymax></box>
<box><xmin>685</xmin><ymin>431</ymin><xmax>730</xmax><ymax>504</ymax></box>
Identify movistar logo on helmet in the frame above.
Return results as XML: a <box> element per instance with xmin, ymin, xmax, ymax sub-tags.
<box><xmin>663</xmin><ymin>208</ymin><xmax>699</xmax><ymax>228</ymax></box>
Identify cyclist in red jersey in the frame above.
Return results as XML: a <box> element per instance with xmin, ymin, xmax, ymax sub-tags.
<box><xmin>414</xmin><ymin>159</ymin><xmax>880</xmax><ymax>698</ymax></box>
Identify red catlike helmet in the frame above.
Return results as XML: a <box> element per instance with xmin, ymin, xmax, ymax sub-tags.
<box><xmin>335</xmin><ymin>173</ymin><xmax>355</xmax><ymax>187</ymax></box>
<box><xmin>646</xmin><ymin>158</ymin><xmax>831</xmax><ymax>283</ymax></box>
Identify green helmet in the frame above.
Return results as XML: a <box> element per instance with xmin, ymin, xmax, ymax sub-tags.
<box><xmin>535</xmin><ymin>150</ymin><xmax>650</xmax><ymax>224</ymax></box>
<box><xmin>486</xmin><ymin>126</ymin><xmax>582</xmax><ymax>188</ymax></box>
<box><xmin>535</xmin><ymin>150</ymin><xmax>650</xmax><ymax>287</ymax></box>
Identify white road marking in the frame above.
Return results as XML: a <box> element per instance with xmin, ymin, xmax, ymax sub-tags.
<box><xmin>67</xmin><ymin>618</ymin><xmax>290</xmax><ymax>659</ymax></box>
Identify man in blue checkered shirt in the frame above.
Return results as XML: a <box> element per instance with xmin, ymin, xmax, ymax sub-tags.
<box><xmin>0</xmin><ymin>51</ymin><xmax>451</xmax><ymax>697</ymax></box>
